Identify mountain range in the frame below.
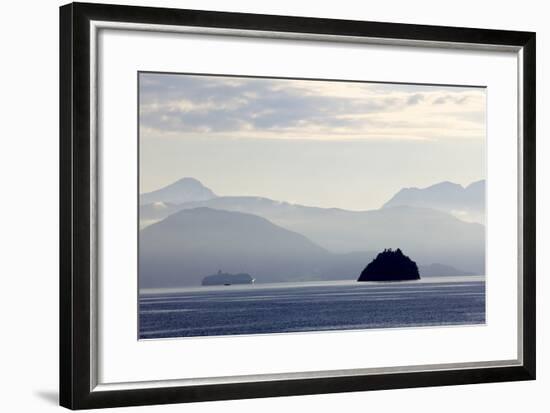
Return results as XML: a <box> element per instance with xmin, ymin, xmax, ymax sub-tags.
<box><xmin>383</xmin><ymin>180</ymin><xmax>485</xmax><ymax>224</ymax></box>
<box><xmin>139</xmin><ymin>177</ymin><xmax>486</xmax><ymax>287</ymax></box>
<box><xmin>140</xmin><ymin>207</ymin><xmax>372</xmax><ymax>288</ymax></box>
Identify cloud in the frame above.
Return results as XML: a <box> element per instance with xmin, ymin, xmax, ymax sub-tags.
<box><xmin>139</xmin><ymin>73</ymin><xmax>486</xmax><ymax>141</ymax></box>
<box><xmin>406</xmin><ymin>93</ymin><xmax>424</xmax><ymax>105</ymax></box>
<box><xmin>432</xmin><ymin>94</ymin><xmax>472</xmax><ymax>105</ymax></box>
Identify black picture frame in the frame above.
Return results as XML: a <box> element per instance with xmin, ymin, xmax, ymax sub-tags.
<box><xmin>60</xmin><ymin>2</ymin><xmax>536</xmax><ymax>410</ymax></box>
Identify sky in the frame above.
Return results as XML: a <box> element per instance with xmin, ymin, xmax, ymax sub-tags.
<box><xmin>139</xmin><ymin>72</ymin><xmax>486</xmax><ymax>210</ymax></box>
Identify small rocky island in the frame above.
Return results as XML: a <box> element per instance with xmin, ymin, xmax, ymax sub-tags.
<box><xmin>358</xmin><ymin>248</ymin><xmax>420</xmax><ymax>282</ymax></box>
<box><xmin>202</xmin><ymin>270</ymin><xmax>255</xmax><ymax>286</ymax></box>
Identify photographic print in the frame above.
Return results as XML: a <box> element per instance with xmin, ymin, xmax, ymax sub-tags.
<box><xmin>60</xmin><ymin>5</ymin><xmax>536</xmax><ymax>407</ymax></box>
<box><xmin>138</xmin><ymin>72</ymin><xmax>486</xmax><ymax>339</ymax></box>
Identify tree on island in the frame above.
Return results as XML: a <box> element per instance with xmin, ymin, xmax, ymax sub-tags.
<box><xmin>358</xmin><ymin>248</ymin><xmax>420</xmax><ymax>282</ymax></box>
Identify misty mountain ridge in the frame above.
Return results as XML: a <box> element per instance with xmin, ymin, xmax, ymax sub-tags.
<box><xmin>140</xmin><ymin>207</ymin><xmax>475</xmax><ymax>288</ymax></box>
<box><xmin>382</xmin><ymin>179</ymin><xmax>485</xmax><ymax>224</ymax></box>
<box><xmin>139</xmin><ymin>177</ymin><xmax>485</xmax><ymax>287</ymax></box>
<box><xmin>140</xmin><ymin>178</ymin><xmax>485</xmax><ymax>225</ymax></box>
<box><xmin>140</xmin><ymin>177</ymin><xmax>217</xmax><ymax>205</ymax></box>
<box><xmin>141</xmin><ymin>194</ymin><xmax>484</xmax><ymax>274</ymax></box>
<box><xmin>139</xmin><ymin>207</ymin><xmax>366</xmax><ymax>288</ymax></box>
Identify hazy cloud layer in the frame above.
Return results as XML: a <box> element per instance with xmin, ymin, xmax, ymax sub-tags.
<box><xmin>140</xmin><ymin>73</ymin><xmax>486</xmax><ymax>142</ymax></box>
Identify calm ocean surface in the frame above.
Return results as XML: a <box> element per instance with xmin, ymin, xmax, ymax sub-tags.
<box><xmin>139</xmin><ymin>276</ymin><xmax>485</xmax><ymax>339</ymax></box>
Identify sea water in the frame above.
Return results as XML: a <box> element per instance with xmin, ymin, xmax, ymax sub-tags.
<box><xmin>139</xmin><ymin>276</ymin><xmax>485</xmax><ymax>339</ymax></box>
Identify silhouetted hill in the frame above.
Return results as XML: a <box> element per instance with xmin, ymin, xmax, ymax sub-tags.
<box><xmin>358</xmin><ymin>249</ymin><xmax>420</xmax><ymax>281</ymax></box>
<box><xmin>140</xmin><ymin>177</ymin><xmax>217</xmax><ymax>205</ymax></box>
<box><xmin>382</xmin><ymin>180</ymin><xmax>485</xmax><ymax>224</ymax></box>
<box><xmin>140</xmin><ymin>207</ymin><xmax>330</xmax><ymax>288</ymax></box>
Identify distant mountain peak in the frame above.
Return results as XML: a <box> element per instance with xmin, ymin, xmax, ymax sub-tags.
<box><xmin>140</xmin><ymin>177</ymin><xmax>217</xmax><ymax>205</ymax></box>
<box><xmin>426</xmin><ymin>181</ymin><xmax>464</xmax><ymax>190</ymax></box>
<box><xmin>382</xmin><ymin>179</ymin><xmax>485</xmax><ymax>224</ymax></box>
<box><xmin>170</xmin><ymin>177</ymin><xmax>205</xmax><ymax>186</ymax></box>
<box><xmin>158</xmin><ymin>177</ymin><xmax>214</xmax><ymax>193</ymax></box>
<box><xmin>399</xmin><ymin>179</ymin><xmax>485</xmax><ymax>192</ymax></box>
<box><xmin>466</xmin><ymin>180</ymin><xmax>485</xmax><ymax>189</ymax></box>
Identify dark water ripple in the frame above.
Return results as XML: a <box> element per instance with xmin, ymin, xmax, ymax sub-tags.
<box><xmin>139</xmin><ymin>279</ymin><xmax>485</xmax><ymax>339</ymax></box>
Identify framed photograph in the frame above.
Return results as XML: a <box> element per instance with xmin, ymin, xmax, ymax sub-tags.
<box><xmin>60</xmin><ymin>2</ymin><xmax>536</xmax><ymax>409</ymax></box>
